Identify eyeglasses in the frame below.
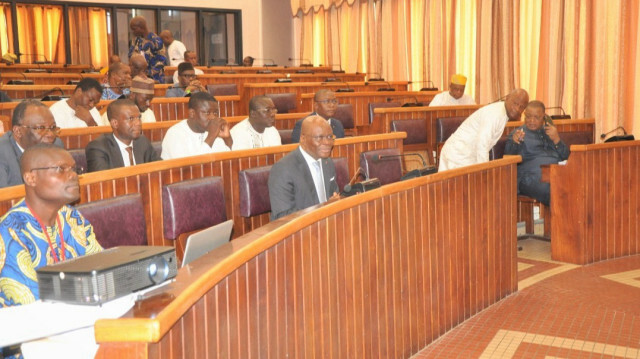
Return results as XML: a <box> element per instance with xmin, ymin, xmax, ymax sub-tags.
<box><xmin>306</xmin><ymin>134</ymin><xmax>336</xmax><ymax>142</ymax></box>
<box><xmin>21</xmin><ymin>125</ymin><xmax>61</xmax><ymax>135</ymax></box>
<box><xmin>257</xmin><ymin>107</ymin><xmax>277</xmax><ymax>114</ymax></box>
<box><xmin>30</xmin><ymin>165</ymin><xmax>84</xmax><ymax>175</ymax></box>
<box><xmin>316</xmin><ymin>99</ymin><xmax>339</xmax><ymax>105</ymax></box>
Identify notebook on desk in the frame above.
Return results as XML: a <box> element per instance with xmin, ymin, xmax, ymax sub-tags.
<box><xmin>182</xmin><ymin>220</ymin><xmax>234</xmax><ymax>267</ymax></box>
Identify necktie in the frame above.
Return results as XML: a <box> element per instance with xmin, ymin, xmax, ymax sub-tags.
<box><xmin>313</xmin><ymin>161</ymin><xmax>327</xmax><ymax>203</ymax></box>
<box><xmin>125</xmin><ymin>146</ymin><xmax>134</xmax><ymax>166</ymax></box>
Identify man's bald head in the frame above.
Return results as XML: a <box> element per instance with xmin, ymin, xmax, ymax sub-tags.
<box><xmin>300</xmin><ymin>115</ymin><xmax>335</xmax><ymax>160</ymax></box>
<box><xmin>129</xmin><ymin>54</ymin><xmax>148</xmax><ymax>78</ymax></box>
<box><xmin>159</xmin><ymin>30</ymin><xmax>174</xmax><ymax>45</ymax></box>
<box><xmin>21</xmin><ymin>144</ymin><xmax>80</xmax><ymax>207</ymax></box>
<box><xmin>129</xmin><ymin>16</ymin><xmax>148</xmax><ymax>37</ymax></box>
<box><xmin>504</xmin><ymin>88</ymin><xmax>529</xmax><ymax>121</ymax></box>
<box><xmin>21</xmin><ymin>143</ymin><xmax>66</xmax><ymax>174</ymax></box>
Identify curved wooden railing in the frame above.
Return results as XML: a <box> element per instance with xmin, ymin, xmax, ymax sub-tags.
<box><xmin>95</xmin><ymin>156</ymin><xmax>520</xmax><ymax>358</ymax></box>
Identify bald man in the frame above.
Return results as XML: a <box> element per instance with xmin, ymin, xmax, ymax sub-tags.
<box><xmin>439</xmin><ymin>88</ymin><xmax>529</xmax><ymax>171</ymax></box>
<box><xmin>0</xmin><ymin>144</ymin><xmax>103</xmax><ymax>307</ymax></box>
<box><xmin>129</xmin><ymin>54</ymin><xmax>149</xmax><ymax>79</ymax></box>
<box><xmin>102</xmin><ymin>61</ymin><xmax>132</xmax><ymax>100</ymax></box>
<box><xmin>128</xmin><ymin>16</ymin><xmax>166</xmax><ymax>83</ymax></box>
<box><xmin>268</xmin><ymin>115</ymin><xmax>339</xmax><ymax>220</ymax></box>
<box><xmin>160</xmin><ymin>30</ymin><xmax>187</xmax><ymax>67</ymax></box>
<box><xmin>429</xmin><ymin>74</ymin><xmax>476</xmax><ymax>106</ymax></box>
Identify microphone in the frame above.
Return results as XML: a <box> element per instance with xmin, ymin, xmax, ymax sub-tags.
<box><xmin>329</xmin><ymin>81</ymin><xmax>354</xmax><ymax>92</ymax></box>
<box><xmin>387</xmin><ymin>96</ymin><xmax>426</xmax><ymax>107</ymax></box>
<box><xmin>296</xmin><ymin>69</ymin><xmax>314</xmax><ymax>74</ymax></box>
<box><xmin>274</xmin><ymin>78</ymin><xmax>292</xmax><ymax>83</ymax></box>
<box><xmin>546</xmin><ymin>106</ymin><xmax>571</xmax><ymax>120</ymax></box>
<box><xmin>490</xmin><ymin>94</ymin><xmax>508</xmax><ymax>104</ymax></box>
<box><xmin>288</xmin><ymin>57</ymin><xmax>313</xmax><ymax>67</ymax></box>
<box><xmin>211</xmin><ymin>58</ymin><xmax>237</xmax><ymax>66</ymax></box>
<box><xmin>324</xmin><ymin>77</ymin><xmax>338</xmax><ymax>82</ymax></box>
<box><xmin>367</xmin><ymin>73</ymin><xmax>385</xmax><ymax>81</ymax></box>
<box><xmin>7</xmin><ymin>72</ymin><xmax>34</xmax><ymax>85</ymax></box>
<box><xmin>325</xmin><ymin>64</ymin><xmax>345</xmax><ymax>73</ymax></box>
<box><xmin>16</xmin><ymin>52</ymin><xmax>51</xmax><ymax>64</ymax></box>
<box><xmin>409</xmin><ymin>80</ymin><xmax>438</xmax><ymax>91</ymax></box>
<box><xmin>253</xmin><ymin>58</ymin><xmax>277</xmax><ymax>66</ymax></box>
<box><xmin>372</xmin><ymin>153</ymin><xmax>437</xmax><ymax>180</ymax></box>
<box><xmin>375</xmin><ymin>81</ymin><xmax>396</xmax><ymax>92</ymax></box>
<box><xmin>257</xmin><ymin>69</ymin><xmax>273</xmax><ymax>74</ymax></box>
<box><xmin>600</xmin><ymin>126</ymin><xmax>635</xmax><ymax>143</ymax></box>
<box><xmin>38</xmin><ymin>87</ymin><xmax>67</xmax><ymax>101</ymax></box>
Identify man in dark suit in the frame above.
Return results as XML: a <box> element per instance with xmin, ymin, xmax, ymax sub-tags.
<box><xmin>85</xmin><ymin>99</ymin><xmax>160</xmax><ymax>172</ymax></box>
<box><xmin>0</xmin><ymin>100</ymin><xmax>62</xmax><ymax>188</ymax></box>
<box><xmin>291</xmin><ymin>89</ymin><xmax>345</xmax><ymax>143</ymax></box>
<box><xmin>269</xmin><ymin>115</ymin><xmax>340</xmax><ymax>220</ymax></box>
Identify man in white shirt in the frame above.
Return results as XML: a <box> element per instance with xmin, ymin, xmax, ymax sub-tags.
<box><xmin>49</xmin><ymin>78</ymin><xmax>103</xmax><ymax>128</ymax></box>
<box><xmin>172</xmin><ymin>50</ymin><xmax>204</xmax><ymax>84</ymax></box>
<box><xmin>429</xmin><ymin>74</ymin><xmax>476</xmax><ymax>107</ymax></box>
<box><xmin>230</xmin><ymin>96</ymin><xmax>281</xmax><ymax>150</ymax></box>
<box><xmin>438</xmin><ymin>88</ymin><xmax>529</xmax><ymax>171</ymax></box>
<box><xmin>160</xmin><ymin>30</ymin><xmax>187</xmax><ymax>67</ymax></box>
<box><xmin>161</xmin><ymin>92</ymin><xmax>232</xmax><ymax>159</ymax></box>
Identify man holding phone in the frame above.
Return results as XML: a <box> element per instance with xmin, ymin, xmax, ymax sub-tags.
<box><xmin>504</xmin><ymin>100</ymin><xmax>570</xmax><ymax>205</ymax></box>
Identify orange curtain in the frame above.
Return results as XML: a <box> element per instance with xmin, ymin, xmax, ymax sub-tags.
<box><xmin>68</xmin><ymin>7</ymin><xmax>109</xmax><ymax>68</ymax></box>
<box><xmin>291</xmin><ymin>0</ymin><xmax>358</xmax><ymax>16</ymax></box>
<box><xmin>0</xmin><ymin>3</ymin><xmax>14</xmax><ymax>55</ymax></box>
<box><xmin>15</xmin><ymin>4</ymin><xmax>65</xmax><ymax>64</ymax></box>
<box><xmin>294</xmin><ymin>0</ymin><xmax>640</xmax><ymax>140</ymax></box>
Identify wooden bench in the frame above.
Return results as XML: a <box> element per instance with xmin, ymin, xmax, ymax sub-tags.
<box><xmin>0</xmin><ymin>132</ymin><xmax>406</xmax><ymax>247</ymax></box>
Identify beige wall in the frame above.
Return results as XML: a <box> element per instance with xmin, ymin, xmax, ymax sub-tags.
<box><xmin>62</xmin><ymin>0</ymin><xmax>269</xmax><ymax>59</ymax></box>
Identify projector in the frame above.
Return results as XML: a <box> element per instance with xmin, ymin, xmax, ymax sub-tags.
<box><xmin>37</xmin><ymin>246</ymin><xmax>177</xmax><ymax>305</ymax></box>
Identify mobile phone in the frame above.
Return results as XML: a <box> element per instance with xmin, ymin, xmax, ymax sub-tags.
<box><xmin>544</xmin><ymin>114</ymin><xmax>554</xmax><ymax>126</ymax></box>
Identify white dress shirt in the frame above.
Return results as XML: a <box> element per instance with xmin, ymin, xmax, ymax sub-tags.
<box><xmin>429</xmin><ymin>92</ymin><xmax>476</xmax><ymax>106</ymax></box>
<box><xmin>49</xmin><ymin>99</ymin><xmax>101</xmax><ymax>128</ymax></box>
<box><xmin>229</xmin><ymin>118</ymin><xmax>282</xmax><ymax>150</ymax></box>
<box><xmin>161</xmin><ymin>119</ymin><xmax>230</xmax><ymax>160</ymax></box>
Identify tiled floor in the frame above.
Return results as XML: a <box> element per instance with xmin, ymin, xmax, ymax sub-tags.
<box><xmin>412</xmin><ymin>238</ymin><xmax>640</xmax><ymax>358</ymax></box>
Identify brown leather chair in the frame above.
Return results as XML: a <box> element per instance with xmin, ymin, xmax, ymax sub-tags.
<box><xmin>238</xmin><ymin>165</ymin><xmax>272</xmax><ymax>217</ymax></box>
<box><xmin>368</xmin><ymin>101</ymin><xmax>401</xmax><ymax>124</ymax></box>
<box><xmin>265</xmin><ymin>92</ymin><xmax>297</xmax><ymax>114</ymax></box>
<box><xmin>333</xmin><ymin>104</ymin><xmax>355</xmax><ymax>136</ymax></box>
<box><xmin>360</xmin><ymin>148</ymin><xmax>403</xmax><ymax>186</ymax></box>
<box><xmin>278</xmin><ymin>129</ymin><xmax>293</xmax><ymax>144</ymax></box>
<box><xmin>162</xmin><ymin>177</ymin><xmax>227</xmax><ymax>260</ymax></box>
<box><xmin>206</xmin><ymin>83</ymin><xmax>239</xmax><ymax>96</ymax></box>
<box><xmin>76</xmin><ymin>193</ymin><xmax>147</xmax><ymax>249</ymax></box>
<box><xmin>333</xmin><ymin>157</ymin><xmax>350</xmax><ymax>192</ymax></box>
<box><xmin>435</xmin><ymin>116</ymin><xmax>467</xmax><ymax>166</ymax></box>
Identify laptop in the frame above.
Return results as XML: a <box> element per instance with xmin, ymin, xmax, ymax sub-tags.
<box><xmin>181</xmin><ymin>219</ymin><xmax>234</xmax><ymax>267</ymax></box>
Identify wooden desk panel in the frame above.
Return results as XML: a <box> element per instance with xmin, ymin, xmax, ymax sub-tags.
<box><xmin>165</xmin><ymin>65</ymin><xmax>335</xmax><ymax>77</ymax></box>
<box><xmin>300</xmin><ymin>91</ymin><xmax>439</xmax><ymax>130</ymax></box>
<box><xmin>94</xmin><ymin>157</ymin><xmax>519</xmax><ymax>358</ymax></box>
<box><xmin>1</xmin><ymin>72</ymin><xmax>103</xmax><ymax>85</ymax></box>
<box><xmin>0</xmin><ymin>63</ymin><xmax>90</xmax><ymax>73</ymax></box>
<box><xmin>244</xmin><ymin>81</ymin><xmax>409</xmax><ymax>115</ymax></box>
<box><xmin>550</xmin><ymin>141</ymin><xmax>640</xmax><ymax>264</ymax></box>
<box><xmin>0</xmin><ymin>133</ymin><xmax>405</xmax><ymax>247</ymax></box>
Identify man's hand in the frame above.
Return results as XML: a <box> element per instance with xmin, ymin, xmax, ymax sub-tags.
<box><xmin>74</xmin><ymin>106</ymin><xmax>97</xmax><ymax>126</ymax></box>
<box><xmin>186</xmin><ymin>80</ymin><xmax>206</xmax><ymax>93</ymax></box>
<box><xmin>204</xmin><ymin>117</ymin><xmax>232</xmax><ymax>148</ymax></box>
<box><xmin>328</xmin><ymin>192</ymin><xmax>341</xmax><ymax>202</ymax></box>
<box><xmin>512</xmin><ymin>128</ymin><xmax>525</xmax><ymax>144</ymax></box>
<box><xmin>544</xmin><ymin>123</ymin><xmax>561</xmax><ymax>144</ymax></box>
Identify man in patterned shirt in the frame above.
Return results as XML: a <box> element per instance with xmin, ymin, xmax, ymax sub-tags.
<box><xmin>0</xmin><ymin>144</ymin><xmax>103</xmax><ymax>308</ymax></box>
<box><xmin>128</xmin><ymin>16</ymin><xmax>166</xmax><ymax>84</ymax></box>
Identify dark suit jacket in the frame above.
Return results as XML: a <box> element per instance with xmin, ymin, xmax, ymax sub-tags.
<box><xmin>268</xmin><ymin>147</ymin><xmax>338</xmax><ymax>220</ymax></box>
<box><xmin>291</xmin><ymin>112</ymin><xmax>345</xmax><ymax>143</ymax></box>
<box><xmin>86</xmin><ymin>133</ymin><xmax>160</xmax><ymax>172</ymax></box>
<box><xmin>0</xmin><ymin>131</ymin><xmax>63</xmax><ymax>188</ymax></box>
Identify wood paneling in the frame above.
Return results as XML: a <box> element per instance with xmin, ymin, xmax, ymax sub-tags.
<box><xmin>0</xmin><ymin>133</ymin><xmax>406</xmax><ymax>248</ymax></box>
<box><xmin>550</xmin><ymin>140</ymin><xmax>640</xmax><ymax>264</ymax></box>
<box><xmin>95</xmin><ymin>156</ymin><xmax>520</xmax><ymax>358</ymax></box>
<box><xmin>300</xmin><ymin>91</ymin><xmax>439</xmax><ymax>130</ymax></box>
<box><xmin>0</xmin><ymin>64</ymin><xmax>90</xmax><ymax>73</ymax></box>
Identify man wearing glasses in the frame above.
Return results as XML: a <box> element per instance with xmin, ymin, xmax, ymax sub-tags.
<box><xmin>0</xmin><ymin>143</ymin><xmax>103</xmax><ymax>308</ymax></box>
<box><xmin>230</xmin><ymin>95</ymin><xmax>282</xmax><ymax>150</ymax></box>
<box><xmin>0</xmin><ymin>100</ymin><xmax>63</xmax><ymax>188</ymax></box>
<box><xmin>269</xmin><ymin>115</ymin><xmax>339</xmax><ymax>220</ymax></box>
<box><xmin>291</xmin><ymin>89</ymin><xmax>345</xmax><ymax>143</ymax></box>
<box><xmin>85</xmin><ymin>99</ymin><xmax>160</xmax><ymax>172</ymax></box>
<box><xmin>166</xmin><ymin>62</ymin><xmax>206</xmax><ymax>98</ymax></box>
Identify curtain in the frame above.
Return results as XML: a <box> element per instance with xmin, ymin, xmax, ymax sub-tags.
<box><xmin>291</xmin><ymin>0</ymin><xmax>358</xmax><ymax>16</ymax></box>
<box><xmin>15</xmin><ymin>4</ymin><xmax>65</xmax><ymax>64</ymax></box>
<box><xmin>293</xmin><ymin>0</ymin><xmax>640</xmax><ymax>139</ymax></box>
<box><xmin>0</xmin><ymin>3</ymin><xmax>13</xmax><ymax>55</ymax></box>
<box><xmin>68</xmin><ymin>7</ymin><xmax>109</xmax><ymax>69</ymax></box>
